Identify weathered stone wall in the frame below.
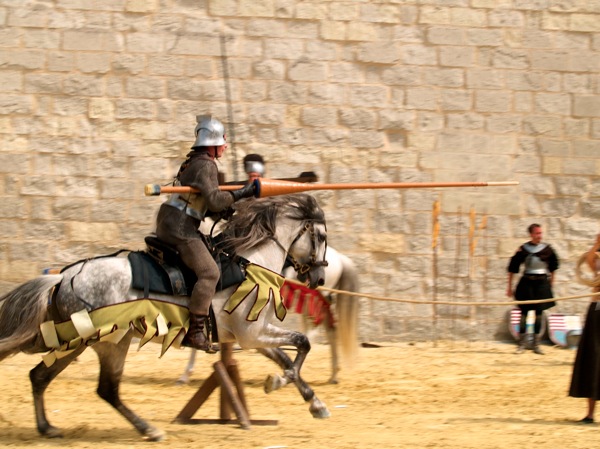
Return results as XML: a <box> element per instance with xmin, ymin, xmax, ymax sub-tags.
<box><xmin>1</xmin><ymin>0</ymin><xmax>599</xmax><ymax>342</ymax></box>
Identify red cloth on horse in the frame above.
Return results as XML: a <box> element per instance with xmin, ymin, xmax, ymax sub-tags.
<box><xmin>281</xmin><ymin>281</ymin><xmax>334</xmax><ymax>328</ymax></box>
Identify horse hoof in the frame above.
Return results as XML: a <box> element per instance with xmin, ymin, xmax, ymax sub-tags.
<box><xmin>327</xmin><ymin>378</ymin><xmax>339</xmax><ymax>385</ymax></box>
<box><xmin>264</xmin><ymin>374</ymin><xmax>284</xmax><ymax>394</ymax></box>
<box><xmin>309</xmin><ymin>398</ymin><xmax>330</xmax><ymax>419</ymax></box>
<box><xmin>41</xmin><ymin>425</ymin><xmax>63</xmax><ymax>438</ymax></box>
<box><xmin>309</xmin><ymin>405</ymin><xmax>331</xmax><ymax>419</ymax></box>
<box><xmin>144</xmin><ymin>427</ymin><xmax>166</xmax><ymax>442</ymax></box>
<box><xmin>175</xmin><ymin>377</ymin><xmax>189</xmax><ymax>386</ymax></box>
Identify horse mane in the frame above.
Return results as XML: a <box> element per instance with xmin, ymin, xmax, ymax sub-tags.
<box><xmin>220</xmin><ymin>193</ymin><xmax>325</xmax><ymax>254</ymax></box>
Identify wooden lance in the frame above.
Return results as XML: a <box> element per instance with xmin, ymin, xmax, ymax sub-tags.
<box><xmin>145</xmin><ymin>178</ymin><xmax>519</xmax><ymax>198</ymax></box>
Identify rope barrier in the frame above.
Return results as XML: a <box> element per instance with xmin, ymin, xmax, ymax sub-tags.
<box><xmin>315</xmin><ymin>285</ymin><xmax>600</xmax><ymax>307</ymax></box>
<box><xmin>324</xmin><ymin>287</ymin><xmax>600</xmax><ymax>306</ymax></box>
<box><xmin>283</xmin><ymin>276</ymin><xmax>599</xmax><ymax>306</ymax></box>
<box><xmin>284</xmin><ymin>251</ymin><xmax>600</xmax><ymax>308</ymax></box>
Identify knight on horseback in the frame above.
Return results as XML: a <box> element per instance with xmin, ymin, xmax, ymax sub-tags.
<box><xmin>155</xmin><ymin>115</ymin><xmax>256</xmax><ymax>352</ymax></box>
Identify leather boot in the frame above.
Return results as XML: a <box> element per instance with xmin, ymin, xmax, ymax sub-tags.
<box><xmin>533</xmin><ymin>335</ymin><xmax>544</xmax><ymax>355</ymax></box>
<box><xmin>515</xmin><ymin>334</ymin><xmax>526</xmax><ymax>354</ymax></box>
<box><xmin>183</xmin><ymin>314</ymin><xmax>211</xmax><ymax>352</ymax></box>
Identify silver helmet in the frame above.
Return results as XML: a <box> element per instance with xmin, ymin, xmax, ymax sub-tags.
<box><xmin>244</xmin><ymin>154</ymin><xmax>265</xmax><ymax>176</ymax></box>
<box><xmin>192</xmin><ymin>115</ymin><xmax>226</xmax><ymax>148</ymax></box>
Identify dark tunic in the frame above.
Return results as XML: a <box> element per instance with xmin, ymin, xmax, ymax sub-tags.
<box><xmin>569</xmin><ymin>302</ymin><xmax>600</xmax><ymax>400</ymax></box>
<box><xmin>156</xmin><ymin>152</ymin><xmax>234</xmax><ymax>241</ymax></box>
<box><xmin>507</xmin><ymin>243</ymin><xmax>559</xmax><ymax>312</ymax></box>
<box><xmin>154</xmin><ymin>151</ymin><xmax>235</xmax><ymax>314</ymax></box>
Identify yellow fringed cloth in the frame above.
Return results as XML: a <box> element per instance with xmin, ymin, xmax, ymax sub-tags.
<box><xmin>224</xmin><ymin>263</ymin><xmax>287</xmax><ymax>322</ymax></box>
<box><xmin>40</xmin><ymin>299</ymin><xmax>190</xmax><ymax>367</ymax></box>
<box><xmin>40</xmin><ymin>264</ymin><xmax>289</xmax><ymax>366</ymax></box>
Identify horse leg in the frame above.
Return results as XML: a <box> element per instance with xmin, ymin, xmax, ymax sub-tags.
<box><xmin>258</xmin><ymin>347</ymin><xmax>293</xmax><ymax>392</ymax></box>
<box><xmin>324</xmin><ymin>323</ymin><xmax>339</xmax><ymax>384</ymax></box>
<box><xmin>176</xmin><ymin>348</ymin><xmax>197</xmax><ymax>385</ymax></box>
<box><xmin>92</xmin><ymin>333</ymin><xmax>165</xmax><ymax>441</ymax></box>
<box><xmin>29</xmin><ymin>346</ymin><xmax>87</xmax><ymax>438</ymax></box>
<box><xmin>258</xmin><ymin>341</ymin><xmax>330</xmax><ymax>419</ymax></box>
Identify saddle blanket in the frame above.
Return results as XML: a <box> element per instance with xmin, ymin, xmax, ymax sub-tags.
<box><xmin>40</xmin><ymin>299</ymin><xmax>190</xmax><ymax>367</ymax></box>
<box><xmin>128</xmin><ymin>249</ymin><xmax>246</xmax><ymax>297</ymax></box>
<box><xmin>224</xmin><ymin>263</ymin><xmax>287</xmax><ymax>322</ymax></box>
<box><xmin>128</xmin><ymin>251</ymin><xmax>190</xmax><ymax>296</ymax></box>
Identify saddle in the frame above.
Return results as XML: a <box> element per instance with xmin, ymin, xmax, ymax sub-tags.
<box><xmin>127</xmin><ymin>235</ymin><xmax>247</xmax><ymax>297</ymax></box>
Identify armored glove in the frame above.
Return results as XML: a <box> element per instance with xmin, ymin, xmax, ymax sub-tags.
<box><xmin>230</xmin><ymin>182</ymin><xmax>256</xmax><ymax>202</ymax></box>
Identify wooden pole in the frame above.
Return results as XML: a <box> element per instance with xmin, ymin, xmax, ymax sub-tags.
<box><xmin>450</xmin><ymin>207</ymin><xmax>463</xmax><ymax>347</ymax></box>
<box><xmin>173</xmin><ymin>342</ymin><xmax>278</xmax><ymax>428</ymax></box>
<box><xmin>479</xmin><ymin>216</ymin><xmax>488</xmax><ymax>346</ymax></box>
<box><xmin>145</xmin><ymin>178</ymin><xmax>519</xmax><ymax>197</ymax></box>
<box><xmin>467</xmin><ymin>206</ymin><xmax>476</xmax><ymax>345</ymax></box>
<box><xmin>431</xmin><ymin>198</ymin><xmax>440</xmax><ymax>348</ymax></box>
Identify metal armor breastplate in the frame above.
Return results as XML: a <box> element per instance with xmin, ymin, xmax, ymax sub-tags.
<box><xmin>523</xmin><ymin>242</ymin><xmax>548</xmax><ymax>274</ymax></box>
<box><xmin>164</xmin><ymin>183</ymin><xmax>207</xmax><ymax>221</ymax></box>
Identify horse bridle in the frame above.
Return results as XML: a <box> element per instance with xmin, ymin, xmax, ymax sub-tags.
<box><xmin>279</xmin><ymin>220</ymin><xmax>328</xmax><ymax>277</ymax></box>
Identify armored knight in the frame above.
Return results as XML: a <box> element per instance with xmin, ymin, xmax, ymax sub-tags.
<box><xmin>155</xmin><ymin>115</ymin><xmax>255</xmax><ymax>352</ymax></box>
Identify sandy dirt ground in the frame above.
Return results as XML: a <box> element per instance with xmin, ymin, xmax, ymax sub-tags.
<box><xmin>0</xmin><ymin>339</ymin><xmax>596</xmax><ymax>449</ymax></box>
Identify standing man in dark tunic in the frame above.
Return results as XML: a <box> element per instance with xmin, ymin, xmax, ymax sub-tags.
<box><xmin>507</xmin><ymin>223</ymin><xmax>559</xmax><ymax>355</ymax></box>
<box><xmin>155</xmin><ymin>115</ymin><xmax>256</xmax><ymax>352</ymax></box>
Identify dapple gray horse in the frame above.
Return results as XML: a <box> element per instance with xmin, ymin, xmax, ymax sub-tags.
<box><xmin>0</xmin><ymin>194</ymin><xmax>329</xmax><ymax>441</ymax></box>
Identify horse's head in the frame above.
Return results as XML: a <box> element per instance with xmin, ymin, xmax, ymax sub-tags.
<box><xmin>285</xmin><ymin>219</ymin><xmax>328</xmax><ymax>289</ymax></box>
<box><xmin>220</xmin><ymin>193</ymin><xmax>328</xmax><ymax>288</ymax></box>
<box><xmin>287</xmin><ymin>220</ymin><xmax>327</xmax><ymax>288</ymax></box>
<box><xmin>271</xmin><ymin>194</ymin><xmax>328</xmax><ymax>289</ymax></box>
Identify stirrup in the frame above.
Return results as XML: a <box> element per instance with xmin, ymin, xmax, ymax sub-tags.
<box><xmin>205</xmin><ymin>343</ymin><xmax>218</xmax><ymax>354</ymax></box>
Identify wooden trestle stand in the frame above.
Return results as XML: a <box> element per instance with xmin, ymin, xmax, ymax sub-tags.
<box><xmin>173</xmin><ymin>343</ymin><xmax>278</xmax><ymax>429</ymax></box>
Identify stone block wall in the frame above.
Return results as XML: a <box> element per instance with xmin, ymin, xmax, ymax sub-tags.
<box><xmin>0</xmin><ymin>0</ymin><xmax>599</xmax><ymax>342</ymax></box>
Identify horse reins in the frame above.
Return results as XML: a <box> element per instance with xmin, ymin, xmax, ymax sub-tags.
<box><xmin>281</xmin><ymin>220</ymin><xmax>328</xmax><ymax>277</ymax></box>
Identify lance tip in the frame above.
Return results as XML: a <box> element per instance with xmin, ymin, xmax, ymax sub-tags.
<box><xmin>486</xmin><ymin>181</ymin><xmax>519</xmax><ymax>186</ymax></box>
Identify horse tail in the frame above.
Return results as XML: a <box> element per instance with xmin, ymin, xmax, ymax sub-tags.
<box><xmin>0</xmin><ymin>274</ymin><xmax>63</xmax><ymax>362</ymax></box>
<box><xmin>334</xmin><ymin>254</ymin><xmax>360</xmax><ymax>368</ymax></box>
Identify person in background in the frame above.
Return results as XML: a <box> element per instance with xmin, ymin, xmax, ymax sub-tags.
<box><xmin>507</xmin><ymin>223</ymin><xmax>559</xmax><ymax>355</ymax></box>
<box><xmin>234</xmin><ymin>153</ymin><xmax>317</xmax><ymax>185</ymax></box>
<box><xmin>243</xmin><ymin>153</ymin><xmax>266</xmax><ymax>181</ymax></box>
<box><xmin>569</xmin><ymin>233</ymin><xmax>600</xmax><ymax>424</ymax></box>
<box><xmin>155</xmin><ymin>115</ymin><xmax>256</xmax><ymax>352</ymax></box>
